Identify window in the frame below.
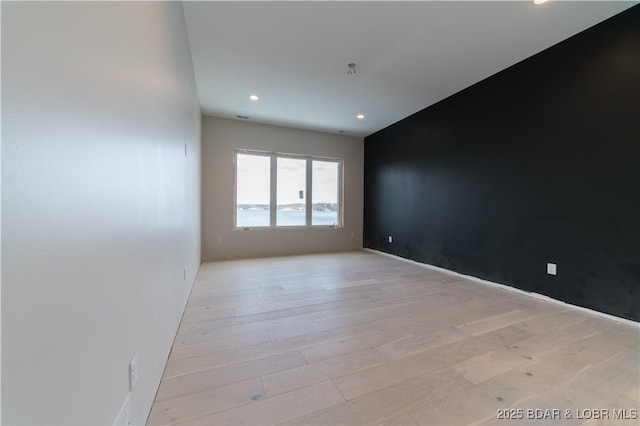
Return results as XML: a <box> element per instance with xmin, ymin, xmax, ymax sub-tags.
<box><xmin>235</xmin><ymin>150</ymin><xmax>342</xmax><ymax>228</ymax></box>
<box><xmin>236</xmin><ymin>153</ymin><xmax>271</xmax><ymax>227</ymax></box>
<box><xmin>312</xmin><ymin>160</ymin><xmax>339</xmax><ymax>226</ymax></box>
<box><xmin>277</xmin><ymin>157</ymin><xmax>306</xmax><ymax>226</ymax></box>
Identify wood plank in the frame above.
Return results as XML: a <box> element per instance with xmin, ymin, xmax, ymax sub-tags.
<box><xmin>169</xmin><ymin>331</ymin><xmax>272</xmax><ymax>361</ymax></box>
<box><xmin>283</xmin><ymin>368</ymin><xmax>472</xmax><ymax>425</ymax></box>
<box><xmin>181</xmin><ymin>381</ymin><xmax>344</xmax><ymax>425</ymax></box>
<box><xmin>451</xmin><ymin>343</ymin><xmax>536</xmax><ymax>384</ymax></box>
<box><xmin>372</xmin><ymin>295</ymin><xmax>503</xmax><ymax>330</ymax></box>
<box><xmin>174</xmin><ymin>312</ymin><xmax>318</xmax><ymax>347</ymax></box>
<box><xmin>147</xmin><ymin>378</ymin><xmax>263</xmax><ymax>425</ymax></box>
<box><xmin>404</xmin><ymin>300</ymin><xmax>534</xmax><ymax>337</ymax></box>
<box><xmin>482</xmin><ymin>350</ymin><xmax>640</xmax><ymax>426</ymax></box>
<box><xmin>379</xmin><ymin>413</ymin><xmax>419</xmax><ymax>426</ymax></box>
<box><xmin>154</xmin><ymin>351</ymin><xmax>306</xmax><ymax>402</ymax></box>
<box><xmin>332</xmin><ymin>348</ymin><xmax>448</xmax><ymax>400</ymax></box>
<box><xmin>455</xmin><ymin>309</ymin><xmax>539</xmax><ymax>337</ymax></box>
<box><xmin>165</xmin><ymin>321</ymin><xmax>376</xmax><ymax>379</ymax></box>
<box><xmin>262</xmin><ymin>347</ymin><xmax>385</xmax><ymax>397</ymax></box>
<box><xmin>410</xmin><ymin>374</ymin><xmax>533</xmax><ymax>425</ymax></box>
<box><xmin>375</xmin><ymin>326</ymin><xmax>469</xmax><ymax>359</ymax></box>
<box><xmin>429</xmin><ymin>325</ymin><xmax>535</xmax><ymax>365</ymax></box>
<box><xmin>300</xmin><ymin>327</ymin><xmax>410</xmax><ymax>364</ymax></box>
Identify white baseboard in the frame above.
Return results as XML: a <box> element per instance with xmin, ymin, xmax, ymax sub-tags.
<box><xmin>364</xmin><ymin>248</ymin><xmax>639</xmax><ymax>328</ymax></box>
<box><xmin>113</xmin><ymin>392</ymin><xmax>131</xmax><ymax>426</ymax></box>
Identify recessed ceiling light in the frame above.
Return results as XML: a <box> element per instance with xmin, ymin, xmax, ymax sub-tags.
<box><xmin>249</xmin><ymin>94</ymin><xmax>259</xmax><ymax>101</ymax></box>
<box><xmin>356</xmin><ymin>113</ymin><xmax>365</xmax><ymax>120</ymax></box>
<box><xmin>533</xmin><ymin>0</ymin><xmax>548</xmax><ymax>5</ymax></box>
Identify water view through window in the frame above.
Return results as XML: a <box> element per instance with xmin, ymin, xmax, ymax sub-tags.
<box><xmin>312</xmin><ymin>160</ymin><xmax>339</xmax><ymax>226</ymax></box>
<box><xmin>237</xmin><ymin>210</ymin><xmax>338</xmax><ymax>226</ymax></box>
<box><xmin>277</xmin><ymin>157</ymin><xmax>306</xmax><ymax>226</ymax></box>
<box><xmin>236</xmin><ymin>153</ymin><xmax>270</xmax><ymax>227</ymax></box>
<box><xmin>235</xmin><ymin>150</ymin><xmax>342</xmax><ymax>228</ymax></box>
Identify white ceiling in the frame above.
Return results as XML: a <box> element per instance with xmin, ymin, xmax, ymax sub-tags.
<box><xmin>183</xmin><ymin>1</ymin><xmax>637</xmax><ymax>138</ymax></box>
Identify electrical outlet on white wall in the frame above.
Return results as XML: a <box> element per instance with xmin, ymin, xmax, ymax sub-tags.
<box><xmin>388</xmin><ymin>236</ymin><xmax>393</xmax><ymax>243</ymax></box>
<box><xmin>547</xmin><ymin>263</ymin><xmax>557</xmax><ymax>276</ymax></box>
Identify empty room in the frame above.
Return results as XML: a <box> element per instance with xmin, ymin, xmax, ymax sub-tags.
<box><xmin>2</xmin><ymin>1</ymin><xmax>639</xmax><ymax>425</ymax></box>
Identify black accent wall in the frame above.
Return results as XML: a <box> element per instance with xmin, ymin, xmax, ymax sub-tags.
<box><xmin>364</xmin><ymin>5</ymin><xmax>640</xmax><ymax>321</ymax></box>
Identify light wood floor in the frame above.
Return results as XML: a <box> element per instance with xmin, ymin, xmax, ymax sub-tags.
<box><xmin>148</xmin><ymin>250</ymin><xmax>639</xmax><ymax>425</ymax></box>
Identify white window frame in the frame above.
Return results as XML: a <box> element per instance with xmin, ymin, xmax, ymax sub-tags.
<box><xmin>234</xmin><ymin>149</ymin><xmax>344</xmax><ymax>229</ymax></box>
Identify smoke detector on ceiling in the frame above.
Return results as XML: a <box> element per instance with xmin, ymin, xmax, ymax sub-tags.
<box><xmin>347</xmin><ymin>63</ymin><xmax>356</xmax><ymax>75</ymax></box>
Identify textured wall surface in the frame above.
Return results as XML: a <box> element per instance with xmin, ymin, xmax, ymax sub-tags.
<box><xmin>364</xmin><ymin>6</ymin><xmax>640</xmax><ymax>321</ymax></box>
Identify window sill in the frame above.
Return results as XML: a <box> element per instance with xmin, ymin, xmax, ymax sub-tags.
<box><xmin>234</xmin><ymin>225</ymin><xmax>343</xmax><ymax>231</ymax></box>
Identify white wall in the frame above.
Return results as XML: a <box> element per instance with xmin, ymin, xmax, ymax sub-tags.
<box><xmin>202</xmin><ymin>116</ymin><xmax>363</xmax><ymax>260</ymax></box>
<box><xmin>1</xmin><ymin>2</ymin><xmax>201</xmax><ymax>424</ymax></box>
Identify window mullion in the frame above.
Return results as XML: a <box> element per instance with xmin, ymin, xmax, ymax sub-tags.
<box><xmin>306</xmin><ymin>159</ymin><xmax>313</xmax><ymax>226</ymax></box>
<box><xmin>338</xmin><ymin>160</ymin><xmax>344</xmax><ymax>227</ymax></box>
<box><xmin>270</xmin><ymin>155</ymin><xmax>277</xmax><ymax>227</ymax></box>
